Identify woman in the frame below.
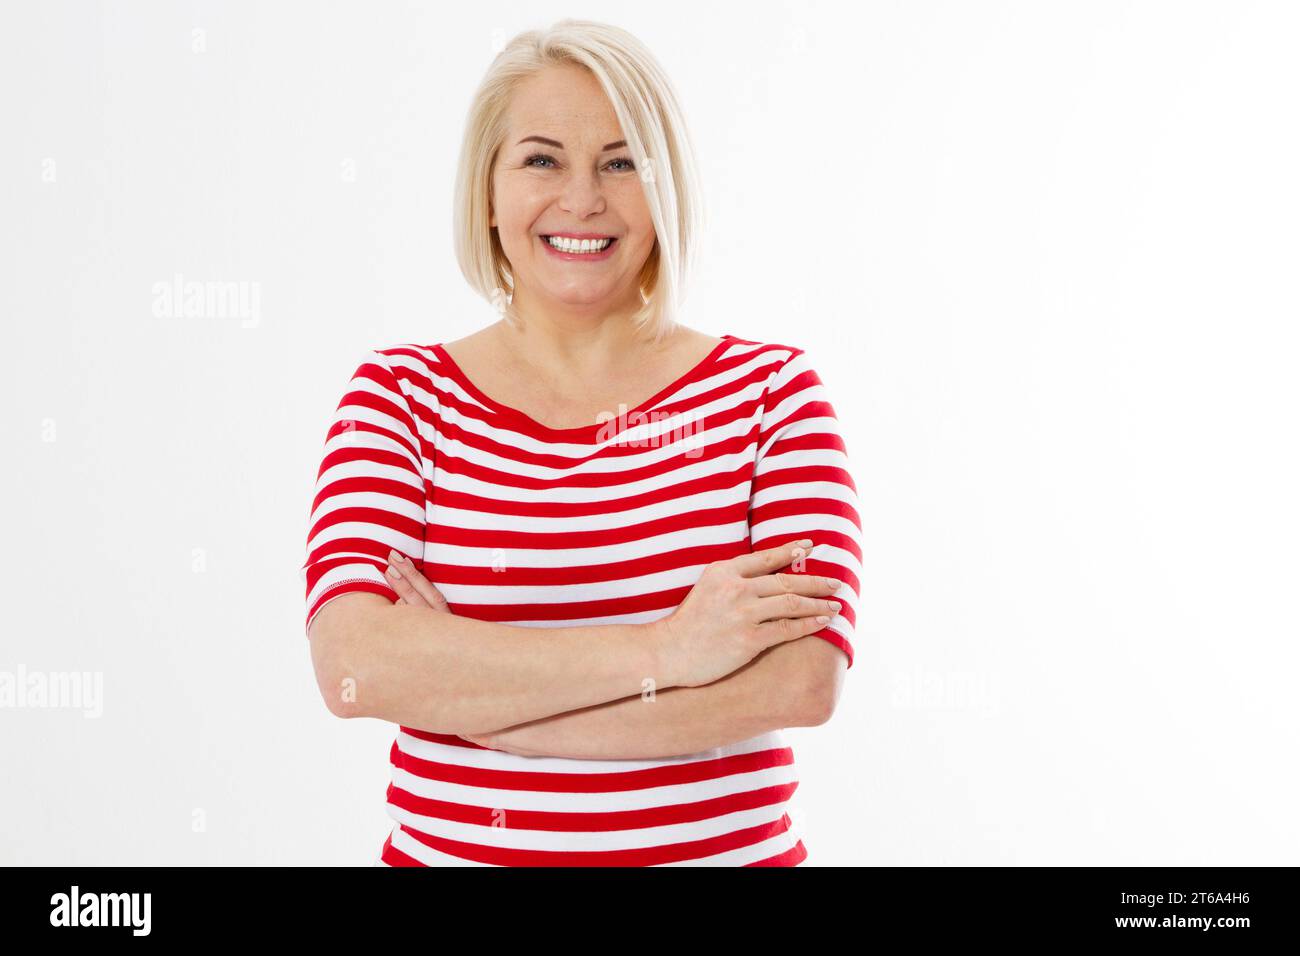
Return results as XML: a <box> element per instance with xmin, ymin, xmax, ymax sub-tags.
<box><xmin>302</xmin><ymin>19</ymin><xmax>863</xmax><ymax>866</ymax></box>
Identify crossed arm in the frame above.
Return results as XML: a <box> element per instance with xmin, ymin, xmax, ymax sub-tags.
<box><xmin>377</xmin><ymin>552</ymin><xmax>846</xmax><ymax>760</ymax></box>
<box><xmin>451</xmin><ymin>638</ymin><xmax>844</xmax><ymax>760</ymax></box>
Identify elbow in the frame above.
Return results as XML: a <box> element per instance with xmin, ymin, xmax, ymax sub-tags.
<box><xmin>308</xmin><ymin>599</ymin><xmax>458</xmax><ymax>730</ymax></box>
<box><xmin>791</xmin><ymin>635</ymin><xmax>850</xmax><ymax>727</ymax></box>
<box><xmin>314</xmin><ymin>638</ymin><xmax>362</xmax><ymax>720</ymax></box>
<box><xmin>309</xmin><ymin>611</ymin><xmax>370</xmax><ymax>720</ymax></box>
<box><xmin>796</xmin><ymin>687</ymin><xmax>837</xmax><ymax>727</ymax></box>
<box><xmin>793</xmin><ymin>661</ymin><xmax>846</xmax><ymax>727</ymax></box>
<box><xmin>319</xmin><ymin>668</ymin><xmax>360</xmax><ymax>719</ymax></box>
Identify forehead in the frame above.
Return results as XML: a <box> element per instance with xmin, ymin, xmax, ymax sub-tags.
<box><xmin>504</xmin><ymin>65</ymin><xmax>622</xmax><ymax>140</ymax></box>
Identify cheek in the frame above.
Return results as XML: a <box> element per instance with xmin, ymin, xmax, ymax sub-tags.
<box><xmin>490</xmin><ymin>176</ymin><xmax>543</xmax><ymax>228</ymax></box>
<box><xmin>614</xmin><ymin>193</ymin><xmax>655</xmax><ymax>242</ymax></box>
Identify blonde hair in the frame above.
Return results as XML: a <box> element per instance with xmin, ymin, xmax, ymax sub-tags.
<box><xmin>452</xmin><ymin>19</ymin><xmax>705</xmax><ymax>343</ymax></box>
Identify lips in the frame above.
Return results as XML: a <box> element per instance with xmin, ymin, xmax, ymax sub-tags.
<box><xmin>538</xmin><ymin>234</ymin><xmax>619</xmax><ymax>259</ymax></box>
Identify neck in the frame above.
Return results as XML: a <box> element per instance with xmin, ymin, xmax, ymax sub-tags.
<box><xmin>498</xmin><ymin>285</ymin><xmax>672</xmax><ymax>373</ymax></box>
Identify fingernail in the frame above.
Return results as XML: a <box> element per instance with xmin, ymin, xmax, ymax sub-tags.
<box><xmin>797</xmin><ymin>538</ymin><xmax>814</xmax><ymax>547</ymax></box>
<box><xmin>824</xmin><ymin>577</ymin><xmax>841</xmax><ymax>589</ymax></box>
<box><xmin>386</xmin><ymin>566</ymin><xmax>402</xmax><ymax>579</ymax></box>
<box><xmin>816</xmin><ymin>615</ymin><xmax>830</xmax><ymax>624</ymax></box>
<box><xmin>828</xmin><ymin>601</ymin><xmax>841</xmax><ymax>612</ymax></box>
<box><xmin>388</xmin><ymin>549</ymin><xmax>401</xmax><ymax>564</ymax></box>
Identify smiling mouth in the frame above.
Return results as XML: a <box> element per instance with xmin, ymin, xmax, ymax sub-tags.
<box><xmin>540</xmin><ymin>235</ymin><xmax>617</xmax><ymax>254</ymax></box>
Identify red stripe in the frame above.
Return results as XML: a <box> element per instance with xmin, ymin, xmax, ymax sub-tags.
<box><xmin>429</xmin><ymin>451</ymin><xmax>757</xmax><ymax>509</ymax></box>
<box><xmin>421</xmin><ymin>539</ymin><xmax>750</xmax><ymax>588</ymax></box>
<box><xmin>429</xmin><ymin>419</ymin><xmax>763</xmax><ymax>488</ymax></box>
<box><xmin>378</xmin><ymin>831</ymin><xmax>423</xmax><ymax>867</ymax></box>
<box><xmin>391</xmin><ymin>738</ymin><xmax>795</xmax><ymax>792</ymax></box>
<box><xmin>386</xmin><ymin>779</ymin><xmax>799</xmax><ymax>832</ymax></box>
<box><xmin>396</xmin><ymin>812</ymin><xmax>795</xmax><ymax>866</ymax></box>
<box><xmin>746</xmin><ymin>837</ymin><xmax>808</xmax><ymax>866</ymax></box>
<box><xmin>426</xmin><ymin>500</ymin><xmax>749</xmax><ymax>550</ymax></box>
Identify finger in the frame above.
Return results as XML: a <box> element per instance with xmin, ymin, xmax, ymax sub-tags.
<box><xmin>754</xmin><ymin>612</ymin><xmax>834</xmax><ymax>646</ymax></box>
<box><xmin>751</xmin><ymin>591</ymin><xmax>841</xmax><ymax>624</ymax></box>
<box><xmin>385</xmin><ymin>560</ymin><xmax>431</xmax><ymax>608</ymax></box>
<box><xmin>752</xmin><ymin>570</ymin><xmax>842</xmax><ymax>599</ymax></box>
<box><xmin>394</xmin><ymin>595</ymin><xmax>406</xmax><ymax>605</ymax></box>
<box><xmin>387</xmin><ymin>551</ymin><xmax>451</xmax><ymax>613</ymax></box>
<box><xmin>732</xmin><ymin>538</ymin><xmax>815</xmax><ymax>578</ymax></box>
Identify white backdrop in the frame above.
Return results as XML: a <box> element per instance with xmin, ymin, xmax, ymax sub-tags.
<box><xmin>2</xmin><ymin>0</ymin><xmax>1297</xmax><ymax>866</ymax></box>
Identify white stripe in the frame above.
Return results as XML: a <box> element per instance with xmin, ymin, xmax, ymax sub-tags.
<box><xmin>395</xmin><ymin>728</ymin><xmax>787</xmax><ymax>774</ymax></box>
<box><xmin>660</xmin><ymin>819</ymin><xmax>802</xmax><ymax>866</ymax></box>
<box><xmin>306</xmin><ymin>565</ymin><xmax>391</xmax><ymax>613</ymax></box>
<box><xmin>384</xmin><ymin>795</ymin><xmax>797</xmax><ymax>854</ymax></box>
<box><xmin>306</xmin><ymin>515</ymin><xmax>422</xmax><ymax>559</ymax></box>
<box><xmin>428</xmin><ymin>482</ymin><xmax>748</xmax><ymax>533</ymax></box>
<box><xmin>427</xmin><ymin>421</ymin><xmax>759</xmax><ymax>485</ymax></box>
<box><xmin>313</xmin><ymin>456</ymin><xmax>425</xmax><ymax>500</ymax></box>
<box><xmin>382</xmin><ymin>813</ymin><xmax>800</xmax><ymax>867</ymax></box>
<box><xmin>425</xmin><ymin>546</ymin><xmax>742</xmax><ymax>609</ymax></box>
<box><xmin>388</xmin><ymin>759</ymin><xmax>798</xmax><ymax>817</ymax></box>
<box><xmin>422</xmin><ymin>519</ymin><xmax>745</xmax><ymax>574</ymax></box>
<box><xmin>386</xmin><ymin>824</ymin><xmax>496</xmax><ymax>866</ymax></box>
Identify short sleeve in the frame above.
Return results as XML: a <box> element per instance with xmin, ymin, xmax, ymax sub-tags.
<box><xmin>302</xmin><ymin>349</ymin><xmax>428</xmax><ymax>636</ymax></box>
<box><xmin>748</xmin><ymin>348</ymin><xmax>864</xmax><ymax>668</ymax></box>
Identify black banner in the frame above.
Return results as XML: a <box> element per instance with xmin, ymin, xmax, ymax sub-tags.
<box><xmin>0</xmin><ymin>866</ymin><xmax>1291</xmax><ymax>942</ymax></box>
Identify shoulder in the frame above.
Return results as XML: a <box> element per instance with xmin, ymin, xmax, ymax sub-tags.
<box><xmin>355</xmin><ymin>343</ymin><xmax>443</xmax><ymax>384</ymax></box>
<box><xmin>722</xmin><ymin>333</ymin><xmax>808</xmax><ymax>363</ymax></box>
<box><xmin>722</xmin><ymin>334</ymin><xmax>819</xmax><ymax>385</ymax></box>
<box><xmin>721</xmin><ymin>337</ymin><xmax>837</xmax><ymax>424</ymax></box>
<box><xmin>347</xmin><ymin>344</ymin><xmax>445</xmax><ymax>411</ymax></box>
<box><xmin>369</xmin><ymin>342</ymin><xmax>438</xmax><ymax>366</ymax></box>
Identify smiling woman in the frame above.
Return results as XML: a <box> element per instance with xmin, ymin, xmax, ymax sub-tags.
<box><xmin>301</xmin><ymin>18</ymin><xmax>864</xmax><ymax>868</ymax></box>
<box><xmin>454</xmin><ymin>22</ymin><xmax>703</xmax><ymax>342</ymax></box>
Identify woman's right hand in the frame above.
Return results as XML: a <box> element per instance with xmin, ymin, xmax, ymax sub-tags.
<box><xmin>653</xmin><ymin>539</ymin><xmax>843</xmax><ymax>688</ymax></box>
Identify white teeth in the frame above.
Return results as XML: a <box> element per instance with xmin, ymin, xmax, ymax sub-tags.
<box><xmin>545</xmin><ymin>236</ymin><xmax>613</xmax><ymax>253</ymax></box>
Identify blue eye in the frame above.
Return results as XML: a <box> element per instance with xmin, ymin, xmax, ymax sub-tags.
<box><xmin>523</xmin><ymin>153</ymin><xmax>636</xmax><ymax>172</ymax></box>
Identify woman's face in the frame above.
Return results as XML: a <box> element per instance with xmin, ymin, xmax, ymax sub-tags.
<box><xmin>490</xmin><ymin>63</ymin><xmax>656</xmax><ymax>316</ymax></box>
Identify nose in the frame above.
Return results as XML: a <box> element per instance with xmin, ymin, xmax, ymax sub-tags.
<box><xmin>557</xmin><ymin>168</ymin><xmax>607</xmax><ymax>219</ymax></box>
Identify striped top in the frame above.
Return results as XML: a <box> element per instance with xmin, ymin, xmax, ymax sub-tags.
<box><xmin>302</xmin><ymin>333</ymin><xmax>863</xmax><ymax>866</ymax></box>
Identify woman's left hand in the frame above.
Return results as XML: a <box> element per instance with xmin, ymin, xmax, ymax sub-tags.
<box><xmin>384</xmin><ymin>550</ymin><xmax>495</xmax><ymax>749</ymax></box>
<box><xmin>385</xmin><ymin>549</ymin><xmax>452</xmax><ymax>613</ymax></box>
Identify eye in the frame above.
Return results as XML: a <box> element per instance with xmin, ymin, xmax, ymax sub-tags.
<box><xmin>522</xmin><ymin>153</ymin><xmax>637</xmax><ymax>172</ymax></box>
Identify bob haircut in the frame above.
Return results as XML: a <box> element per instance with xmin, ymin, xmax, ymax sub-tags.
<box><xmin>452</xmin><ymin>18</ymin><xmax>705</xmax><ymax>343</ymax></box>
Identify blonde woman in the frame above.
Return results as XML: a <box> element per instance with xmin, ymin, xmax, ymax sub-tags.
<box><xmin>302</xmin><ymin>18</ymin><xmax>864</xmax><ymax>866</ymax></box>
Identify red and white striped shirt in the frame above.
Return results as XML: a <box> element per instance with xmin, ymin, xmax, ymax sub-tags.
<box><xmin>302</xmin><ymin>333</ymin><xmax>863</xmax><ymax>866</ymax></box>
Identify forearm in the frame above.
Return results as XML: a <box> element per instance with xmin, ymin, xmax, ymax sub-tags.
<box><xmin>476</xmin><ymin>641</ymin><xmax>817</xmax><ymax>760</ymax></box>
<box><xmin>334</xmin><ymin>601</ymin><xmax>670</xmax><ymax>735</ymax></box>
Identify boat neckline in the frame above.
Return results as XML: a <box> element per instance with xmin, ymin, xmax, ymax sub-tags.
<box><xmin>429</xmin><ymin>333</ymin><xmax>738</xmax><ymax>439</ymax></box>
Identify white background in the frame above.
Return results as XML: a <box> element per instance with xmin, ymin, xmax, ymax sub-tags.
<box><xmin>1</xmin><ymin>0</ymin><xmax>1297</xmax><ymax>865</ymax></box>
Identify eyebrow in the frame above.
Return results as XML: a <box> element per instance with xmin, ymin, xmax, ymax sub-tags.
<box><xmin>516</xmin><ymin>135</ymin><xmax>627</xmax><ymax>151</ymax></box>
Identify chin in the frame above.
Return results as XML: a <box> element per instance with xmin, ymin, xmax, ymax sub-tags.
<box><xmin>544</xmin><ymin>285</ymin><xmax>624</xmax><ymax>306</ymax></box>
